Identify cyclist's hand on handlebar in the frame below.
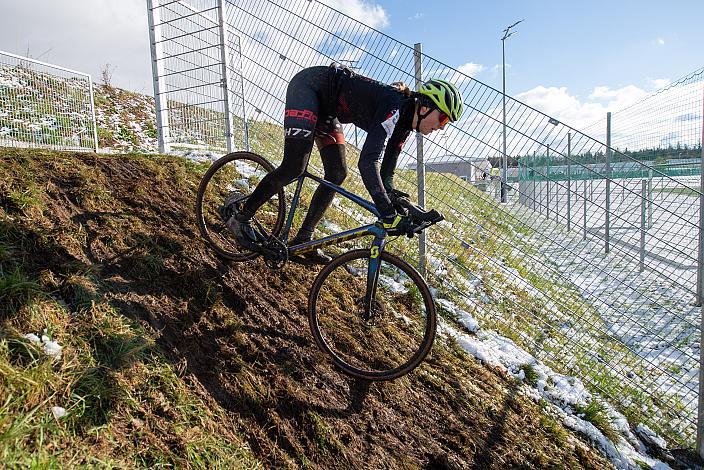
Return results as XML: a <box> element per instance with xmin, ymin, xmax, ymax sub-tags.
<box><xmin>377</xmin><ymin>213</ymin><xmax>413</xmax><ymax>237</ymax></box>
<box><xmin>388</xmin><ymin>189</ymin><xmax>412</xmax><ymax>213</ymax></box>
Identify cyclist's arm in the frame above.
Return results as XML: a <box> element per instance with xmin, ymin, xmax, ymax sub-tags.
<box><xmin>380</xmin><ymin>128</ymin><xmax>410</xmax><ymax>193</ymax></box>
<box><xmin>358</xmin><ymin>111</ymin><xmax>398</xmax><ymax>217</ymax></box>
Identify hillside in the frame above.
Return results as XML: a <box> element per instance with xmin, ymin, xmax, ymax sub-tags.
<box><xmin>0</xmin><ymin>148</ymin><xmax>625</xmax><ymax>468</ymax></box>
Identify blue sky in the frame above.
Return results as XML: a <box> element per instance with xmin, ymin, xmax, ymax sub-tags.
<box><xmin>373</xmin><ymin>0</ymin><xmax>703</xmax><ymax>98</ymax></box>
<box><xmin>320</xmin><ymin>0</ymin><xmax>703</xmax><ymax>131</ymax></box>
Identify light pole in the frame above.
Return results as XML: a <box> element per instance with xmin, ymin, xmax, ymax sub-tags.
<box><xmin>501</xmin><ymin>19</ymin><xmax>523</xmax><ymax>203</ymax></box>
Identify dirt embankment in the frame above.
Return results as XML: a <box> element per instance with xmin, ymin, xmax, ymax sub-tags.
<box><xmin>0</xmin><ymin>149</ymin><xmax>613</xmax><ymax>469</ymax></box>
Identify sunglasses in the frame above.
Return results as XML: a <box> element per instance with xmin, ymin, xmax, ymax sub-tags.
<box><xmin>438</xmin><ymin>111</ymin><xmax>450</xmax><ymax>127</ymax></box>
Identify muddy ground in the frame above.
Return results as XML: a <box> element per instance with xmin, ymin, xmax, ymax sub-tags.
<box><xmin>0</xmin><ymin>150</ymin><xmax>615</xmax><ymax>469</ymax></box>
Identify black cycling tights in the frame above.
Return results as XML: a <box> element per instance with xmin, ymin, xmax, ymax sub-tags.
<box><xmin>240</xmin><ymin>141</ymin><xmax>347</xmax><ymax>240</ymax></box>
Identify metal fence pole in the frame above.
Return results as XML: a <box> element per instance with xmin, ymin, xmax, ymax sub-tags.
<box><xmin>567</xmin><ymin>133</ymin><xmax>572</xmax><ymax>231</ymax></box>
<box><xmin>414</xmin><ymin>43</ymin><xmax>426</xmax><ymax>277</ymax></box>
<box><xmin>532</xmin><ymin>152</ymin><xmax>536</xmax><ymax>212</ymax></box>
<box><xmin>217</xmin><ymin>0</ymin><xmax>234</xmax><ymax>153</ymax></box>
<box><xmin>147</xmin><ymin>0</ymin><xmax>171</xmax><ymax>153</ymax></box>
<box><xmin>583</xmin><ymin>180</ymin><xmax>587</xmax><ymax>240</ymax></box>
<box><xmin>640</xmin><ymin>179</ymin><xmax>647</xmax><ymax>272</ymax></box>
<box><xmin>87</xmin><ymin>76</ymin><xmax>99</xmax><ymax>152</ymax></box>
<box><xmin>605</xmin><ymin>112</ymin><xmax>612</xmax><ymax>254</ymax></box>
<box><xmin>546</xmin><ymin>147</ymin><xmax>551</xmax><ymax>218</ymax></box>
<box><xmin>234</xmin><ymin>34</ymin><xmax>250</xmax><ymax>152</ymax></box>
<box><xmin>697</xmin><ymin>86</ymin><xmax>704</xmax><ymax>458</ymax></box>
<box><xmin>698</xmin><ymin>89</ymin><xmax>704</xmax><ymax>308</ymax></box>
<box><xmin>648</xmin><ymin>167</ymin><xmax>653</xmax><ymax>228</ymax></box>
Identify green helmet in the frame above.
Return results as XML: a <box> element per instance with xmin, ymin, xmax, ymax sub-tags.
<box><xmin>418</xmin><ymin>79</ymin><xmax>463</xmax><ymax>122</ymax></box>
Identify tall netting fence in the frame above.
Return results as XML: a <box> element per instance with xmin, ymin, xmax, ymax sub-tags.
<box><xmin>161</xmin><ymin>0</ymin><xmax>704</xmax><ymax>446</ymax></box>
<box><xmin>147</xmin><ymin>0</ymin><xmax>246</xmax><ymax>153</ymax></box>
<box><xmin>0</xmin><ymin>50</ymin><xmax>98</xmax><ymax>152</ymax></box>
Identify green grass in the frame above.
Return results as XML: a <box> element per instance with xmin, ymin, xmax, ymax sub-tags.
<box><xmin>0</xmin><ymin>294</ymin><xmax>259</xmax><ymax>468</ymax></box>
<box><xmin>575</xmin><ymin>400</ymin><xmax>620</xmax><ymax>444</ymax></box>
<box><xmin>519</xmin><ymin>363</ymin><xmax>540</xmax><ymax>387</ymax></box>
<box><xmin>0</xmin><ymin>152</ymin><xmax>260</xmax><ymax>467</ymax></box>
<box><xmin>0</xmin><ymin>267</ymin><xmax>45</xmax><ymax>317</ymax></box>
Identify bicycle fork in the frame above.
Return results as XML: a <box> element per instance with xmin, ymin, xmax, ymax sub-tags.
<box><xmin>363</xmin><ymin>235</ymin><xmax>386</xmax><ymax>321</ymax></box>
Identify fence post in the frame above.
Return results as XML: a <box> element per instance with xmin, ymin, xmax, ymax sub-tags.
<box><xmin>583</xmin><ymin>180</ymin><xmax>587</xmax><ymax>240</ymax></box>
<box><xmin>414</xmin><ymin>43</ymin><xmax>427</xmax><ymax>277</ymax></box>
<box><xmin>697</xmin><ymin>89</ymin><xmax>704</xmax><ymax>308</ymax></box>
<box><xmin>640</xmin><ymin>179</ymin><xmax>647</xmax><ymax>272</ymax></box>
<box><xmin>697</xmin><ymin>85</ymin><xmax>704</xmax><ymax>458</ymax></box>
<box><xmin>546</xmin><ymin>146</ymin><xmax>551</xmax><ymax>219</ymax></box>
<box><xmin>567</xmin><ymin>133</ymin><xmax>571</xmax><ymax>231</ymax></box>
<box><xmin>88</xmin><ymin>76</ymin><xmax>99</xmax><ymax>152</ymax></box>
<box><xmin>533</xmin><ymin>152</ymin><xmax>537</xmax><ymax>212</ymax></box>
<box><xmin>233</xmin><ymin>34</ymin><xmax>250</xmax><ymax>152</ymax></box>
<box><xmin>147</xmin><ymin>0</ymin><xmax>171</xmax><ymax>153</ymax></box>
<box><xmin>217</xmin><ymin>0</ymin><xmax>235</xmax><ymax>153</ymax></box>
<box><xmin>648</xmin><ymin>167</ymin><xmax>653</xmax><ymax>228</ymax></box>
<box><xmin>605</xmin><ymin>112</ymin><xmax>612</xmax><ymax>254</ymax></box>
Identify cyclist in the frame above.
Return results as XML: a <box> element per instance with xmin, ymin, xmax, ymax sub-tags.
<box><xmin>227</xmin><ymin>63</ymin><xmax>463</xmax><ymax>264</ymax></box>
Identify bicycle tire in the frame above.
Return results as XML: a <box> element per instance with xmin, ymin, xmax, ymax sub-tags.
<box><xmin>308</xmin><ymin>249</ymin><xmax>437</xmax><ymax>381</ymax></box>
<box><xmin>195</xmin><ymin>151</ymin><xmax>285</xmax><ymax>261</ymax></box>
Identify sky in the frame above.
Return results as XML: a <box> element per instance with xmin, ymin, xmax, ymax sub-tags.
<box><xmin>1</xmin><ymin>0</ymin><xmax>702</xmax><ymax>131</ymax></box>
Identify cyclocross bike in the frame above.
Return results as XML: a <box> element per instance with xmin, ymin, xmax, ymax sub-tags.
<box><xmin>195</xmin><ymin>151</ymin><xmax>444</xmax><ymax>381</ymax></box>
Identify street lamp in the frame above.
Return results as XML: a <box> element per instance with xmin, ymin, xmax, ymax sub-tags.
<box><xmin>501</xmin><ymin>19</ymin><xmax>523</xmax><ymax>203</ymax></box>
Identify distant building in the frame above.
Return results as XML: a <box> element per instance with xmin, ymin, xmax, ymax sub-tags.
<box><xmin>424</xmin><ymin>156</ymin><xmax>492</xmax><ymax>184</ymax></box>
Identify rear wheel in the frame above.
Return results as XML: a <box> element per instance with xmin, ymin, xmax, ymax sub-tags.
<box><xmin>308</xmin><ymin>249</ymin><xmax>437</xmax><ymax>381</ymax></box>
<box><xmin>195</xmin><ymin>151</ymin><xmax>285</xmax><ymax>261</ymax></box>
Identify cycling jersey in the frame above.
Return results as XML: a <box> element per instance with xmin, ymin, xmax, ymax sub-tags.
<box><xmin>283</xmin><ymin>65</ymin><xmax>414</xmax><ymax>216</ymax></box>
<box><xmin>241</xmin><ymin>65</ymin><xmax>414</xmax><ymax>227</ymax></box>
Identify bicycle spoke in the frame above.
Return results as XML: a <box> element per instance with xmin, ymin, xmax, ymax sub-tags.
<box><xmin>310</xmin><ymin>250</ymin><xmax>435</xmax><ymax>380</ymax></box>
<box><xmin>195</xmin><ymin>152</ymin><xmax>285</xmax><ymax>261</ymax></box>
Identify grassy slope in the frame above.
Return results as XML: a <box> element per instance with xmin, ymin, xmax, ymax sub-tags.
<box><xmin>0</xmin><ymin>148</ymin><xmax>614</xmax><ymax>468</ymax></box>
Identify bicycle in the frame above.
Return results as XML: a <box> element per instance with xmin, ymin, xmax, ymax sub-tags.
<box><xmin>195</xmin><ymin>151</ymin><xmax>444</xmax><ymax>381</ymax></box>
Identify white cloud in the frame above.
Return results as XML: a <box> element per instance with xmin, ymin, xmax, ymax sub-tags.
<box><xmin>656</xmin><ymin>37</ymin><xmax>665</xmax><ymax>45</ymax></box>
<box><xmin>588</xmin><ymin>85</ymin><xmax>648</xmax><ymax>109</ymax></box>
<box><xmin>517</xmin><ymin>86</ymin><xmax>601</xmax><ymax>128</ymax></box>
<box><xmin>649</xmin><ymin>78</ymin><xmax>671</xmax><ymax>90</ymax></box>
<box><xmin>516</xmin><ymin>84</ymin><xmax>648</xmax><ymax>131</ymax></box>
<box><xmin>458</xmin><ymin>62</ymin><xmax>485</xmax><ymax>77</ymax></box>
<box><xmin>513</xmin><ymin>82</ymin><xmax>702</xmax><ymax>150</ymax></box>
<box><xmin>490</xmin><ymin>63</ymin><xmax>511</xmax><ymax>79</ymax></box>
<box><xmin>408</xmin><ymin>13</ymin><xmax>424</xmax><ymax>21</ymax></box>
<box><xmin>321</xmin><ymin>0</ymin><xmax>390</xmax><ymax>29</ymax></box>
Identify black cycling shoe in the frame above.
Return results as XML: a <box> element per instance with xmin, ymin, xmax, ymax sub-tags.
<box><xmin>288</xmin><ymin>236</ymin><xmax>332</xmax><ymax>265</ymax></box>
<box><xmin>219</xmin><ymin>192</ymin><xmax>245</xmax><ymax>221</ymax></box>
<box><xmin>226</xmin><ymin>215</ymin><xmax>262</xmax><ymax>252</ymax></box>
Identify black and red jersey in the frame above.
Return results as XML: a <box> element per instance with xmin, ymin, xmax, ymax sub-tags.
<box><xmin>284</xmin><ymin>65</ymin><xmax>414</xmax><ymax>216</ymax></box>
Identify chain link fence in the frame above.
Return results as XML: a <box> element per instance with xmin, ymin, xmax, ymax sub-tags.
<box><xmin>155</xmin><ymin>0</ymin><xmax>703</xmax><ymax>447</ymax></box>
<box><xmin>0</xmin><ymin>50</ymin><xmax>98</xmax><ymax>152</ymax></box>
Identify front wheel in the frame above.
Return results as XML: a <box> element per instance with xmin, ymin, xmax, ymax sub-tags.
<box><xmin>195</xmin><ymin>151</ymin><xmax>285</xmax><ymax>261</ymax></box>
<box><xmin>308</xmin><ymin>249</ymin><xmax>437</xmax><ymax>381</ymax></box>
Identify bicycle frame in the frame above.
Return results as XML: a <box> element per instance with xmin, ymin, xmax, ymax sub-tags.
<box><xmin>281</xmin><ymin>170</ymin><xmax>387</xmax><ymax>320</ymax></box>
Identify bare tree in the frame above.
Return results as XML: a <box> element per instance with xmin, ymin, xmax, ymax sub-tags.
<box><xmin>101</xmin><ymin>63</ymin><xmax>116</xmax><ymax>88</ymax></box>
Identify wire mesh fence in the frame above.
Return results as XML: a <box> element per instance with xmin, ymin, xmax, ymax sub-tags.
<box><xmin>156</xmin><ymin>0</ymin><xmax>703</xmax><ymax>447</ymax></box>
<box><xmin>147</xmin><ymin>0</ymin><xmax>246</xmax><ymax>153</ymax></box>
<box><xmin>519</xmin><ymin>70</ymin><xmax>703</xmax><ymax>301</ymax></box>
<box><xmin>0</xmin><ymin>50</ymin><xmax>98</xmax><ymax>152</ymax></box>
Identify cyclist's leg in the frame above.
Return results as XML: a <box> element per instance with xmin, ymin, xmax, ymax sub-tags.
<box><xmin>238</xmin><ymin>70</ymin><xmax>323</xmax><ymax>220</ymax></box>
<box><xmin>295</xmin><ymin>117</ymin><xmax>347</xmax><ymax>242</ymax></box>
